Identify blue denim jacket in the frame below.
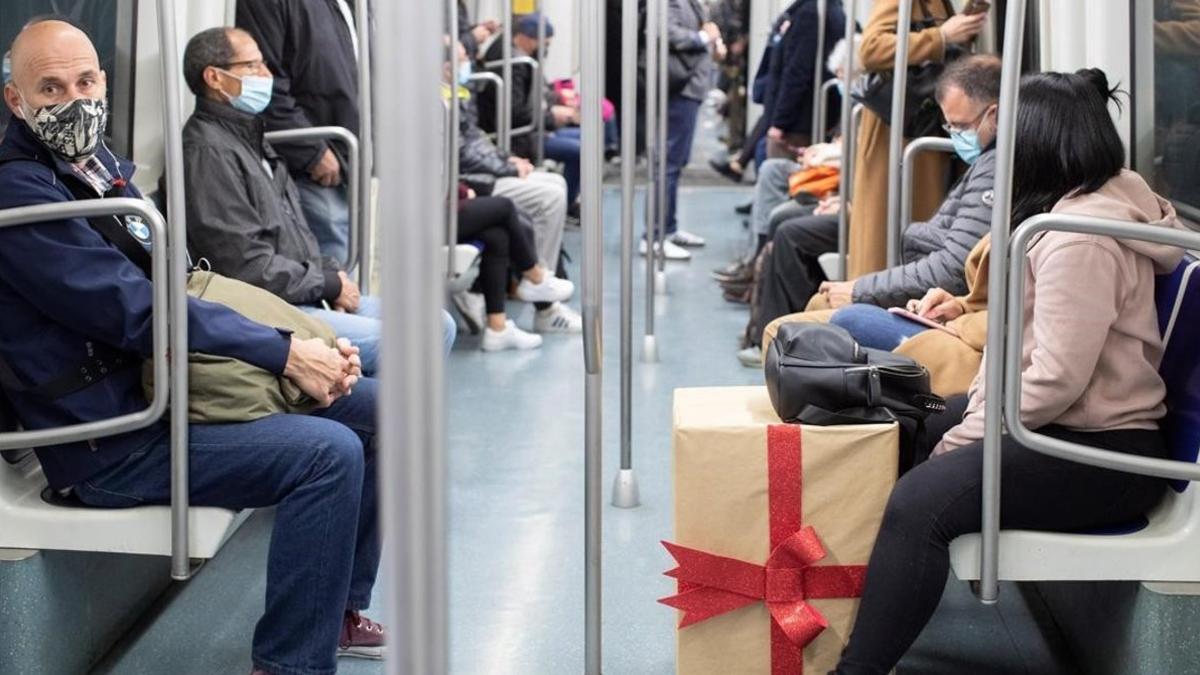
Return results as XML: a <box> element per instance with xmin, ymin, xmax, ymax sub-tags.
<box><xmin>0</xmin><ymin>120</ymin><xmax>292</xmax><ymax>489</ymax></box>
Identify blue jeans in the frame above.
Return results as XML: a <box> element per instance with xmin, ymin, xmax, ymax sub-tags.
<box><xmin>830</xmin><ymin>304</ymin><xmax>929</xmax><ymax>351</ymax></box>
<box><xmin>75</xmin><ymin>378</ymin><xmax>383</xmax><ymax>675</ymax></box>
<box><xmin>663</xmin><ymin>96</ymin><xmax>702</xmax><ymax>236</ymax></box>
<box><xmin>301</xmin><ymin>300</ymin><xmax>457</xmax><ymax>370</ymax></box>
<box><xmin>543</xmin><ymin>127</ymin><xmax>581</xmax><ymax>205</ymax></box>
<box><xmin>296</xmin><ymin>179</ymin><xmax>351</xmax><ymax>267</ymax></box>
<box><xmin>301</xmin><ymin>295</ymin><xmax>383</xmax><ymax>376</ymax></box>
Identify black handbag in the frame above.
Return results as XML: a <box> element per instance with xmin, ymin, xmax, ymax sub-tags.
<box><xmin>850</xmin><ymin>0</ymin><xmax>962</xmax><ymax>138</ymax></box>
<box><xmin>763</xmin><ymin>322</ymin><xmax>946</xmax><ymax>426</ymax></box>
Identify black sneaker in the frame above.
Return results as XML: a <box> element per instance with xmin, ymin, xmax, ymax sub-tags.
<box><xmin>734</xmin><ymin>201</ymin><xmax>753</xmax><ymax>215</ymax></box>
<box><xmin>708</xmin><ymin>158</ymin><xmax>744</xmax><ymax>184</ymax></box>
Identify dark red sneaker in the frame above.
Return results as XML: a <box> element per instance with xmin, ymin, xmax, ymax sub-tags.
<box><xmin>337</xmin><ymin>611</ymin><xmax>386</xmax><ymax>660</ymax></box>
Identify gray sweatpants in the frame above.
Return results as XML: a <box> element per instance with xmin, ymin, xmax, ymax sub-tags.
<box><xmin>494</xmin><ymin>171</ymin><xmax>568</xmax><ymax>270</ymax></box>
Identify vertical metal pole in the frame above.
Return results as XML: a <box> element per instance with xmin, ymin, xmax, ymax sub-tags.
<box><xmin>448</xmin><ymin>3</ymin><xmax>461</xmax><ymax>278</ymax></box>
<box><xmin>536</xmin><ymin>2</ymin><xmax>548</xmax><ymax>165</ymax></box>
<box><xmin>642</xmin><ymin>0</ymin><xmax>661</xmax><ymax>361</ymax></box>
<box><xmin>156</xmin><ymin>0</ymin><xmax>191</xmax><ymax>582</ymax></box>
<box><xmin>979</xmin><ymin>0</ymin><xmax>1027</xmax><ymax>606</ymax></box>
<box><xmin>836</xmin><ymin>0</ymin><xmax>857</xmax><ymax>281</ymax></box>
<box><xmin>580</xmin><ymin>0</ymin><xmax>606</xmax><ymax>669</ymax></box>
<box><xmin>356</xmin><ymin>0</ymin><xmax>375</xmax><ymax>293</ymax></box>
<box><xmin>382</xmin><ymin>0</ymin><xmax>447</xmax><ymax>671</ymax></box>
<box><xmin>655</xmin><ymin>0</ymin><xmax>669</xmax><ymax>288</ymax></box>
<box><xmin>809</xmin><ymin>0</ymin><xmax>828</xmax><ymax>143</ymax></box>
<box><xmin>613</xmin><ymin>0</ymin><xmax>641</xmax><ymax>509</ymax></box>
<box><xmin>885</xmin><ymin>0</ymin><xmax>913</xmax><ymax>269</ymax></box>
<box><xmin>501</xmin><ymin>0</ymin><xmax>514</xmax><ymax>154</ymax></box>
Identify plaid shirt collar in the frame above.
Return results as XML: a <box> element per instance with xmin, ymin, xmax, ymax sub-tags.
<box><xmin>70</xmin><ymin>152</ymin><xmax>117</xmax><ymax>196</ymax></box>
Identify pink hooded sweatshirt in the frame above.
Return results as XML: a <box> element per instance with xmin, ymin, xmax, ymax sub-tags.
<box><xmin>939</xmin><ymin>170</ymin><xmax>1187</xmax><ymax>454</ymax></box>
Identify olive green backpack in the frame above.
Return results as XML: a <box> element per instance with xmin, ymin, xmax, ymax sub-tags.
<box><xmin>143</xmin><ymin>271</ymin><xmax>337</xmax><ymax>423</ymax></box>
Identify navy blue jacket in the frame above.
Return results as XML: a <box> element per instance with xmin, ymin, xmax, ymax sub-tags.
<box><xmin>0</xmin><ymin>120</ymin><xmax>293</xmax><ymax>490</ymax></box>
<box><xmin>764</xmin><ymin>0</ymin><xmax>846</xmax><ymax>135</ymax></box>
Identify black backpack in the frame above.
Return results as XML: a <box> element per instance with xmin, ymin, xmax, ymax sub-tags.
<box><xmin>764</xmin><ymin>322</ymin><xmax>947</xmax><ymax>470</ymax></box>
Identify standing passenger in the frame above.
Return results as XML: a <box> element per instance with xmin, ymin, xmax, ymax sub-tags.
<box><xmin>847</xmin><ymin>0</ymin><xmax>984</xmax><ymax>277</ymax></box>
<box><xmin>236</xmin><ymin>0</ymin><xmax>361</xmax><ymax>266</ymax></box>
<box><xmin>651</xmin><ymin>0</ymin><xmax>726</xmax><ymax>261</ymax></box>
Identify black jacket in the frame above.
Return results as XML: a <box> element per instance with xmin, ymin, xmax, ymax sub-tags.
<box><xmin>183</xmin><ymin>98</ymin><xmax>343</xmax><ymax>306</ymax></box>
<box><xmin>478</xmin><ymin>40</ymin><xmax>559</xmax><ymax>160</ymax></box>
<box><xmin>236</xmin><ymin>0</ymin><xmax>360</xmax><ymax>175</ymax></box>
<box><xmin>764</xmin><ymin>0</ymin><xmax>845</xmax><ymax>134</ymax></box>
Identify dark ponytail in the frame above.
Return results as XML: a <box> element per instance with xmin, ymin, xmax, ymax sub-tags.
<box><xmin>1010</xmin><ymin>70</ymin><xmax>1126</xmax><ymax>227</ymax></box>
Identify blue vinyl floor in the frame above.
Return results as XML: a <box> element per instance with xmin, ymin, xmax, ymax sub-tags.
<box><xmin>91</xmin><ymin>184</ymin><xmax>1074</xmax><ymax>675</ymax></box>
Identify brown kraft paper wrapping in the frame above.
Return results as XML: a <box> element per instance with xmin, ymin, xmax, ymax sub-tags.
<box><xmin>670</xmin><ymin>386</ymin><xmax>899</xmax><ymax>674</ymax></box>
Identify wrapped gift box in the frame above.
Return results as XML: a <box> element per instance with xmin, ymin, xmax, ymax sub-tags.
<box><xmin>662</xmin><ymin>386</ymin><xmax>899</xmax><ymax>675</ymax></box>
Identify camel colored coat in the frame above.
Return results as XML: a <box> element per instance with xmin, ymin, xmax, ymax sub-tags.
<box><xmin>848</xmin><ymin>0</ymin><xmax>954</xmax><ymax>278</ymax></box>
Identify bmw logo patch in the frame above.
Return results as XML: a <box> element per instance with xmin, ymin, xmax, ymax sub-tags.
<box><xmin>125</xmin><ymin>216</ymin><xmax>152</xmax><ymax>244</ymax></box>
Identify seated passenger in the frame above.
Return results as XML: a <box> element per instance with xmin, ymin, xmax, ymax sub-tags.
<box><xmin>455</xmin><ymin>185</ymin><xmax>575</xmax><ymax>350</ymax></box>
<box><xmin>179</xmin><ymin>27</ymin><xmax>455</xmax><ymax>373</ymax></box>
<box><xmin>744</xmin><ymin>55</ymin><xmax>1002</xmax><ymax>365</ymax></box>
<box><xmin>477</xmin><ymin>14</ymin><xmax>583</xmax><ymax>208</ymax></box>
<box><xmin>831</xmin><ymin>69</ymin><xmax>1183</xmax><ymax>674</ymax></box>
<box><xmin>445</xmin><ymin>39</ymin><xmax>582</xmax><ymax>334</ymax></box>
<box><xmin>0</xmin><ymin>20</ymin><xmax>386</xmax><ymax>674</ymax></box>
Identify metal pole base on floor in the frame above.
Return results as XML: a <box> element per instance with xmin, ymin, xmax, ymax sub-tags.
<box><xmin>611</xmin><ymin>468</ymin><xmax>641</xmax><ymax>508</ymax></box>
<box><xmin>641</xmin><ymin>335</ymin><xmax>660</xmax><ymax>363</ymax></box>
<box><xmin>654</xmin><ymin>270</ymin><xmax>668</xmax><ymax>296</ymax></box>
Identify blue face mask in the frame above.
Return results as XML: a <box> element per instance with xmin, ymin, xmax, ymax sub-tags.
<box><xmin>457</xmin><ymin>61</ymin><xmax>473</xmax><ymax>86</ymax></box>
<box><xmin>950</xmin><ymin>128</ymin><xmax>982</xmax><ymax>164</ymax></box>
<box><xmin>223</xmin><ymin>71</ymin><xmax>274</xmax><ymax>115</ymax></box>
<box><xmin>1</xmin><ymin>52</ymin><xmax>10</xmax><ymax>84</ymax></box>
<box><xmin>835</xmin><ymin>80</ymin><xmax>845</xmax><ymax>98</ymax></box>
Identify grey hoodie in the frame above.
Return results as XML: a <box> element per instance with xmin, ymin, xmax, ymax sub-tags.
<box><xmin>940</xmin><ymin>170</ymin><xmax>1187</xmax><ymax>454</ymax></box>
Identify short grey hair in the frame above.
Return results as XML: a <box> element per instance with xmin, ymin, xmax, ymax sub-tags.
<box><xmin>182</xmin><ymin>27</ymin><xmax>235</xmax><ymax>97</ymax></box>
<box><xmin>936</xmin><ymin>54</ymin><xmax>1003</xmax><ymax>106</ymax></box>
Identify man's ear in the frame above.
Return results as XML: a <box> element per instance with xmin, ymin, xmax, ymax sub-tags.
<box><xmin>3</xmin><ymin>82</ymin><xmax>23</xmax><ymax>119</ymax></box>
<box><xmin>201</xmin><ymin>65</ymin><xmax>224</xmax><ymax>98</ymax></box>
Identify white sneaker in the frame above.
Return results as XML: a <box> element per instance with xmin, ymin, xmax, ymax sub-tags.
<box><xmin>670</xmin><ymin>229</ymin><xmax>707</xmax><ymax>247</ymax></box>
<box><xmin>516</xmin><ymin>273</ymin><xmax>575</xmax><ymax>303</ymax></box>
<box><xmin>534</xmin><ymin>302</ymin><xmax>583</xmax><ymax>333</ymax></box>
<box><xmin>638</xmin><ymin>238</ymin><xmax>692</xmax><ymax>261</ymax></box>
<box><xmin>737</xmin><ymin>345</ymin><xmax>762</xmax><ymax>368</ymax></box>
<box><xmin>451</xmin><ymin>291</ymin><xmax>486</xmax><ymax>335</ymax></box>
<box><xmin>481</xmin><ymin>320</ymin><xmax>543</xmax><ymax>351</ymax></box>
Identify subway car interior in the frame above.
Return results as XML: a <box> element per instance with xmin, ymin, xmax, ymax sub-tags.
<box><xmin>1</xmin><ymin>0</ymin><xmax>1199</xmax><ymax>673</ymax></box>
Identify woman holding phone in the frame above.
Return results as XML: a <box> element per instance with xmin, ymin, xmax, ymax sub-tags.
<box><xmin>832</xmin><ymin>69</ymin><xmax>1184</xmax><ymax>675</ymax></box>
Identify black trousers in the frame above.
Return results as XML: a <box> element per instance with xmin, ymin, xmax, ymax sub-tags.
<box><xmin>833</xmin><ymin>397</ymin><xmax>1169</xmax><ymax>674</ymax></box>
<box><xmin>458</xmin><ymin>196</ymin><xmax>538</xmax><ymax>314</ymax></box>
<box><xmin>754</xmin><ymin>213</ymin><xmax>839</xmax><ymax>343</ymax></box>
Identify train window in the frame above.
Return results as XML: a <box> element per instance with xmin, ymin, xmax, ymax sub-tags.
<box><xmin>0</xmin><ymin>0</ymin><xmax>137</xmax><ymax>156</ymax></box>
<box><xmin>1133</xmin><ymin>0</ymin><xmax>1200</xmax><ymax>225</ymax></box>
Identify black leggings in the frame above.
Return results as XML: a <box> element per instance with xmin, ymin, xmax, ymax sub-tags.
<box><xmin>458</xmin><ymin>196</ymin><xmax>538</xmax><ymax>315</ymax></box>
<box><xmin>833</xmin><ymin>398</ymin><xmax>1169</xmax><ymax>674</ymax></box>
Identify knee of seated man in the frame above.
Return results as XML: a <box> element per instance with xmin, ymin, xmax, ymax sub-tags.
<box><xmin>301</xmin><ymin>418</ymin><xmax>367</xmax><ymax>483</ymax></box>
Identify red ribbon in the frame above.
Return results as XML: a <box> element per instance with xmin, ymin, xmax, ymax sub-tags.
<box><xmin>659</xmin><ymin>424</ymin><xmax>867</xmax><ymax>674</ymax></box>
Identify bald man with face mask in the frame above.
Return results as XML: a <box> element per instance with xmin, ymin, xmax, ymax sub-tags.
<box><xmin>0</xmin><ymin>20</ymin><xmax>389</xmax><ymax>675</ymax></box>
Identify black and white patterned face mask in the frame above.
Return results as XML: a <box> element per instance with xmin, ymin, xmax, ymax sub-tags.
<box><xmin>19</xmin><ymin>96</ymin><xmax>108</xmax><ymax>163</ymax></box>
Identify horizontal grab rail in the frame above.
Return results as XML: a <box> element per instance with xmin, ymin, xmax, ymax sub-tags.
<box><xmin>0</xmin><ymin>199</ymin><xmax>170</xmax><ymax>450</ymax></box>
<box><xmin>892</xmin><ymin>137</ymin><xmax>956</xmax><ymax>266</ymax></box>
<box><xmin>264</xmin><ymin>126</ymin><xmax>363</xmax><ymax>281</ymax></box>
<box><xmin>1002</xmin><ymin>214</ymin><xmax>1200</xmax><ymax>481</ymax></box>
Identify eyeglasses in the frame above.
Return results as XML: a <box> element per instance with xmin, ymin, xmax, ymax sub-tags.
<box><xmin>218</xmin><ymin>59</ymin><xmax>267</xmax><ymax>72</ymax></box>
<box><xmin>941</xmin><ymin>107</ymin><xmax>991</xmax><ymax>135</ymax></box>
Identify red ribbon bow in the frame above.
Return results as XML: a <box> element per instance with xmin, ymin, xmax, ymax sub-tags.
<box><xmin>659</xmin><ymin>424</ymin><xmax>867</xmax><ymax>674</ymax></box>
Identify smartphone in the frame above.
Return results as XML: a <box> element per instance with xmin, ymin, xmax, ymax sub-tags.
<box><xmin>887</xmin><ymin>307</ymin><xmax>960</xmax><ymax>336</ymax></box>
<box><xmin>962</xmin><ymin>0</ymin><xmax>991</xmax><ymax>16</ymax></box>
